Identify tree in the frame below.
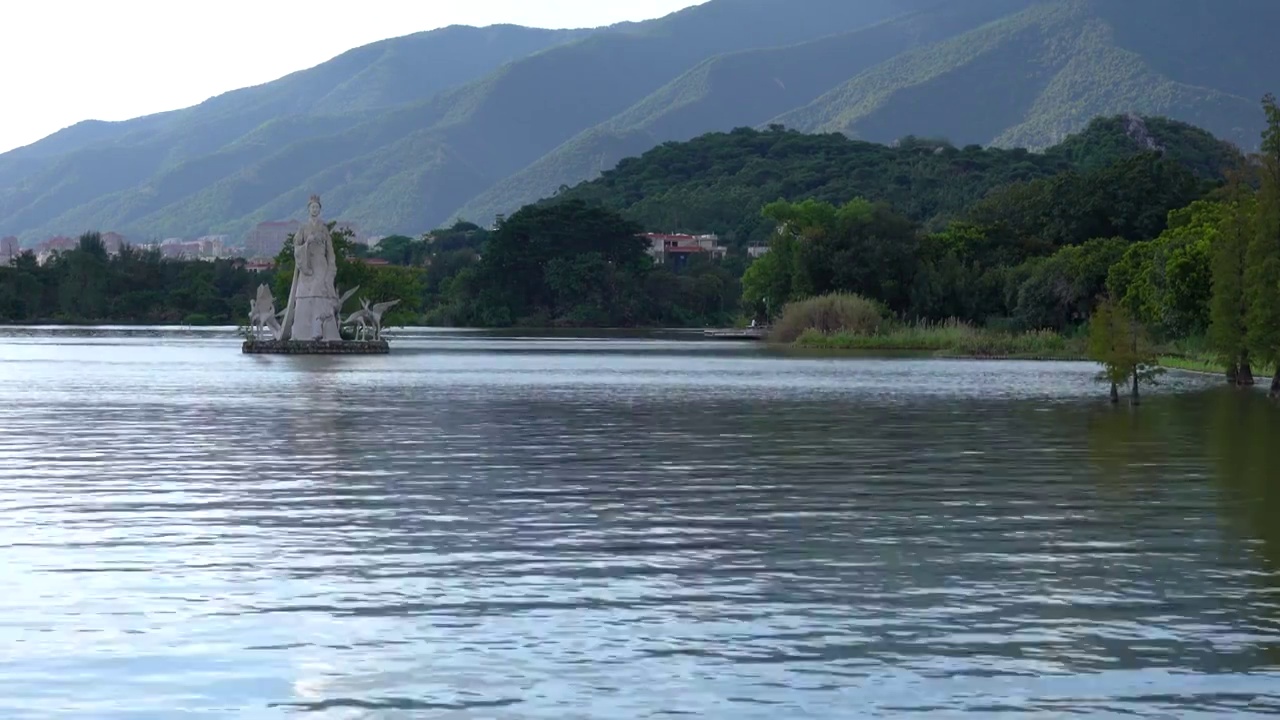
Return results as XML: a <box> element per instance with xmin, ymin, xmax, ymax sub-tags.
<box><xmin>1105</xmin><ymin>200</ymin><xmax>1224</xmax><ymax>339</ymax></box>
<box><xmin>370</xmin><ymin>235</ymin><xmax>421</xmax><ymax>265</ymax></box>
<box><xmin>1245</xmin><ymin>94</ymin><xmax>1280</xmax><ymax>398</ymax></box>
<box><xmin>459</xmin><ymin>200</ymin><xmax>648</xmax><ymax>326</ymax></box>
<box><xmin>1209</xmin><ymin>165</ymin><xmax>1258</xmax><ymax>384</ymax></box>
<box><xmin>740</xmin><ymin>236</ymin><xmax>795</xmax><ymax>318</ymax></box>
<box><xmin>1013</xmin><ymin>237</ymin><xmax>1128</xmax><ymax>331</ymax></box>
<box><xmin>755</xmin><ymin>197</ymin><xmax>919</xmax><ymax>313</ymax></box>
<box><xmin>1088</xmin><ymin>296</ymin><xmax>1162</xmax><ymax>405</ymax></box>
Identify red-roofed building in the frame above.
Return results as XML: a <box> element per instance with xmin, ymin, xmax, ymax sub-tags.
<box><xmin>642</xmin><ymin>232</ymin><xmax>727</xmax><ymax>267</ymax></box>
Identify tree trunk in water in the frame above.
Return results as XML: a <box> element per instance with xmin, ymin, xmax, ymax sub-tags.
<box><xmin>1110</xmin><ymin>382</ymin><xmax>1120</xmax><ymax>404</ymax></box>
<box><xmin>1233</xmin><ymin>353</ymin><xmax>1254</xmax><ymax>386</ymax></box>
<box><xmin>1271</xmin><ymin>368</ymin><xmax>1280</xmax><ymax>399</ymax></box>
<box><xmin>1226</xmin><ymin>363</ymin><xmax>1239</xmax><ymax>385</ymax></box>
<box><xmin>1128</xmin><ymin>324</ymin><xmax>1140</xmax><ymax>406</ymax></box>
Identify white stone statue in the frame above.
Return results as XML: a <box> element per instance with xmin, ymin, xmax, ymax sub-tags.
<box><xmin>279</xmin><ymin>195</ymin><xmax>341</xmax><ymax>341</ymax></box>
<box><xmin>343</xmin><ymin>304</ymin><xmax>375</xmax><ymax>341</ymax></box>
<box><xmin>248</xmin><ymin>284</ymin><xmax>282</xmax><ymax>340</ymax></box>
<box><xmin>333</xmin><ymin>286</ymin><xmax>359</xmax><ymax>334</ymax></box>
<box><xmin>342</xmin><ymin>297</ymin><xmax>399</xmax><ymax>341</ymax></box>
<box><xmin>369</xmin><ymin>299</ymin><xmax>401</xmax><ymax>341</ymax></box>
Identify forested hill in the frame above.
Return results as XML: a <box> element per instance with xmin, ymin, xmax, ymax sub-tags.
<box><xmin>551</xmin><ymin>115</ymin><xmax>1242</xmax><ymax>245</ymax></box>
<box><xmin>1</xmin><ymin>0</ymin><xmax>1274</xmax><ymax>242</ymax></box>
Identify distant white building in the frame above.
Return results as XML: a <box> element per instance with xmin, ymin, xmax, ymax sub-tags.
<box><xmin>643</xmin><ymin>233</ymin><xmax>727</xmax><ymax>266</ymax></box>
<box><xmin>196</xmin><ymin>235</ymin><xmax>230</xmax><ymax>258</ymax></box>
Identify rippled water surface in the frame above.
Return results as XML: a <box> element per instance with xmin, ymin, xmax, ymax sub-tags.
<box><xmin>2</xmin><ymin>327</ymin><xmax>1279</xmax><ymax>719</ymax></box>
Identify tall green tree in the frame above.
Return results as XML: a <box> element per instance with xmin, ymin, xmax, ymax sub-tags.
<box><xmin>1088</xmin><ymin>296</ymin><xmax>1162</xmax><ymax>405</ymax></box>
<box><xmin>1105</xmin><ymin>200</ymin><xmax>1224</xmax><ymax>339</ymax></box>
<box><xmin>1209</xmin><ymin>165</ymin><xmax>1258</xmax><ymax>384</ymax></box>
<box><xmin>751</xmin><ymin>197</ymin><xmax>919</xmax><ymax>313</ymax></box>
<box><xmin>457</xmin><ymin>200</ymin><xmax>648</xmax><ymax>326</ymax></box>
<box><xmin>1245</xmin><ymin>94</ymin><xmax>1280</xmax><ymax>397</ymax></box>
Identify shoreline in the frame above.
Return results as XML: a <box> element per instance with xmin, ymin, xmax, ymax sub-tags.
<box><xmin>786</xmin><ymin>336</ymin><xmax>1242</xmax><ymax>379</ymax></box>
<box><xmin>0</xmin><ymin>321</ymin><xmax>1255</xmax><ymax>381</ymax></box>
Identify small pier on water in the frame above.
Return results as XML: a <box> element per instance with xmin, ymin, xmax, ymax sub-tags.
<box><xmin>703</xmin><ymin>327</ymin><xmax>769</xmax><ymax>341</ymax></box>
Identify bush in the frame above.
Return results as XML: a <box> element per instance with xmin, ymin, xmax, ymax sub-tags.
<box><xmin>769</xmin><ymin>293</ymin><xmax>885</xmax><ymax>343</ymax></box>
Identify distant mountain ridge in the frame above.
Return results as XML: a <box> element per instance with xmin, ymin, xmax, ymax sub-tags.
<box><xmin>1</xmin><ymin>0</ymin><xmax>1274</xmax><ymax>244</ymax></box>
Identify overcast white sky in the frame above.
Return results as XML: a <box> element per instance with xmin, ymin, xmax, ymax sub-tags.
<box><xmin>0</xmin><ymin>0</ymin><xmax>706</xmax><ymax>154</ymax></box>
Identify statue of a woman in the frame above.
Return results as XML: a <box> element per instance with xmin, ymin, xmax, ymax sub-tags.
<box><xmin>279</xmin><ymin>195</ymin><xmax>341</xmax><ymax>341</ymax></box>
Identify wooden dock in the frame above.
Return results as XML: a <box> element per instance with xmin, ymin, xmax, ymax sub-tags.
<box><xmin>703</xmin><ymin>327</ymin><xmax>769</xmax><ymax>341</ymax></box>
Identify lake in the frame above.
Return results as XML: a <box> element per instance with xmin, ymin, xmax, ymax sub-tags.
<box><xmin>1</xmin><ymin>327</ymin><xmax>1278</xmax><ymax>719</ymax></box>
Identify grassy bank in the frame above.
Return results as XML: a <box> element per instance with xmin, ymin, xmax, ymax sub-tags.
<box><xmin>793</xmin><ymin>323</ymin><xmax>1278</xmax><ymax>379</ymax></box>
<box><xmin>1155</xmin><ymin>353</ymin><xmax>1275</xmax><ymax>378</ymax></box>
<box><xmin>793</xmin><ymin>319</ymin><xmax>1088</xmax><ymax>360</ymax></box>
<box><xmin>773</xmin><ymin>293</ymin><xmax>1270</xmax><ymax>375</ymax></box>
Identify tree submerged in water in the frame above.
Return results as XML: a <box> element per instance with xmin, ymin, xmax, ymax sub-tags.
<box><xmin>1088</xmin><ymin>296</ymin><xmax>1164</xmax><ymax>404</ymax></box>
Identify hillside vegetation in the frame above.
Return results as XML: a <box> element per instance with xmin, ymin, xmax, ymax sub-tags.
<box><xmin>12</xmin><ymin>97</ymin><xmax>1280</xmax><ymax>398</ymax></box>
<box><xmin>0</xmin><ymin>0</ymin><xmax>1274</xmax><ymax>243</ymax></box>
<box><xmin>552</xmin><ymin>114</ymin><xmax>1240</xmax><ymax>245</ymax></box>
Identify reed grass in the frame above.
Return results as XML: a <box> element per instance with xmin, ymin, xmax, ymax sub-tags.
<box><xmin>778</xmin><ymin>294</ymin><xmax>1271</xmax><ymax>374</ymax></box>
<box><xmin>769</xmin><ymin>293</ymin><xmax>886</xmax><ymax>344</ymax></box>
<box><xmin>794</xmin><ymin>318</ymin><xmax>1086</xmax><ymax>359</ymax></box>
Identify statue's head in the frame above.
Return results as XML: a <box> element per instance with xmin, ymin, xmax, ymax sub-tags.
<box><xmin>308</xmin><ymin>195</ymin><xmax>322</xmax><ymax>218</ymax></box>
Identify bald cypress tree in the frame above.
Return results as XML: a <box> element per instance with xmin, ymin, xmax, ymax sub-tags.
<box><xmin>1246</xmin><ymin>95</ymin><xmax>1280</xmax><ymax>398</ymax></box>
<box><xmin>1210</xmin><ymin>163</ymin><xmax>1258</xmax><ymax>385</ymax></box>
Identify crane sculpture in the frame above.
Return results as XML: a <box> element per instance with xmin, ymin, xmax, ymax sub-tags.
<box><xmin>343</xmin><ymin>298</ymin><xmax>401</xmax><ymax>341</ymax></box>
<box><xmin>247</xmin><ymin>284</ymin><xmax>282</xmax><ymax>340</ymax></box>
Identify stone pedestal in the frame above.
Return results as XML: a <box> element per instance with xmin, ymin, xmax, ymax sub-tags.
<box><xmin>242</xmin><ymin>339</ymin><xmax>390</xmax><ymax>355</ymax></box>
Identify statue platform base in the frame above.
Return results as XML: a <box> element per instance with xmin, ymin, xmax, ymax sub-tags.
<box><xmin>242</xmin><ymin>339</ymin><xmax>390</xmax><ymax>355</ymax></box>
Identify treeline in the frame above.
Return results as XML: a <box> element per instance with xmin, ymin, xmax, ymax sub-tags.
<box><xmin>0</xmin><ymin>214</ymin><xmax>745</xmax><ymax>329</ymax></box>
<box><xmin>738</xmin><ymin>95</ymin><xmax>1280</xmax><ymax>395</ymax></box>
<box><xmin>0</xmin><ymin>226</ymin><xmax>425</xmax><ymax>327</ymax></box>
<box><xmin>0</xmin><ymin>234</ymin><xmax>274</xmax><ymax>324</ymax></box>
<box><xmin>417</xmin><ymin>202</ymin><xmax>743</xmax><ymax>328</ymax></box>
<box><xmin>552</xmin><ymin>115</ymin><xmax>1242</xmax><ymax>246</ymax></box>
<box><xmin>4</xmin><ymin>104</ymin><xmax>1278</xmax><ymax>349</ymax></box>
<box><xmin>740</xmin><ymin>150</ymin><xmax>1212</xmax><ymax>327</ymax></box>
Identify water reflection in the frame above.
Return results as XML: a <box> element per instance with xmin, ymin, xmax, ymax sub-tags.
<box><xmin>0</xmin><ymin>331</ymin><xmax>1277</xmax><ymax>718</ymax></box>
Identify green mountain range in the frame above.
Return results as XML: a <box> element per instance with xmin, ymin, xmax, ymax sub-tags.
<box><xmin>2</xmin><ymin>0</ymin><xmax>1274</xmax><ymax>245</ymax></box>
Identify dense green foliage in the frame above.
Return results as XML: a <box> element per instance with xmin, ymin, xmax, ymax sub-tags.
<box><xmin>723</xmin><ymin>134</ymin><xmax>1221</xmax><ymax>334</ymax></box>
<box><xmin>0</xmin><ymin>227</ymin><xmax>425</xmax><ymax>327</ymax></box>
<box><xmin>1244</xmin><ymin>96</ymin><xmax>1280</xmax><ymax>392</ymax></box>
<box><xmin>0</xmin><ymin>233</ymin><xmax>272</xmax><ymax>324</ymax></box>
<box><xmin>2</xmin><ymin>0</ymin><xmax>1272</xmax><ymax>242</ymax></box>
<box><xmin>740</xmin><ymin>96</ymin><xmax>1280</xmax><ymax>399</ymax></box>
<box><xmin>554</xmin><ymin>118</ymin><xmax>1236</xmax><ymax>246</ymax></box>
<box><xmin>424</xmin><ymin>201</ymin><xmax>741</xmax><ymax>328</ymax></box>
